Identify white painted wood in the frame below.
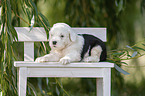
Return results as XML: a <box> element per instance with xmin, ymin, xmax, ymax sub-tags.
<box><xmin>13</xmin><ymin>27</ymin><xmax>114</xmax><ymax>96</ymax></box>
<box><xmin>15</xmin><ymin>27</ymin><xmax>106</xmax><ymax>42</ymax></box>
<box><xmin>18</xmin><ymin>67</ymin><xmax>27</xmax><ymax>96</ymax></box>
<box><xmin>15</xmin><ymin>27</ymin><xmax>47</xmax><ymax>42</ymax></box>
<box><xmin>97</xmin><ymin>78</ymin><xmax>103</xmax><ymax>96</ymax></box>
<box><xmin>24</xmin><ymin>42</ymin><xmax>34</xmax><ymax>61</ymax></box>
<box><xmin>72</xmin><ymin>28</ymin><xmax>107</xmax><ymax>42</ymax></box>
<box><xmin>27</xmin><ymin>68</ymin><xmax>103</xmax><ymax>77</ymax></box>
<box><xmin>14</xmin><ymin>61</ymin><xmax>114</xmax><ymax>68</ymax></box>
<box><xmin>103</xmin><ymin>68</ymin><xmax>111</xmax><ymax>96</ymax></box>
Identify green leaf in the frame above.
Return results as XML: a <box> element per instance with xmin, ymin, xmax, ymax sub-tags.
<box><xmin>133</xmin><ymin>46</ymin><xmax>145</xmax><ymax>51</ymax></box>
<box><xmin>29</xmin><ymin>0</ymin><xmax>38</xmax><ymax>16</ymax></box>
<box><xmin>20</xmin><ymin>1</ymin><xmax>27</xmax><ymax>14</ymax></box>
<box><xmin>115</xmin><ymin>0</ymin><xmax>124</xmax><ymax>15</ymax></box>
<box><xmin>56</xmin><ymin>86</ymin><xmax>60</xmax><ymax>96</ymax></box>
<box><xmin>114</xmin><ymin>64</ymin><xmax>129</xmax><ymax>75</ymax></box>
<box><xmin>38</xmin><ymin>13</ymin><xmax>50</xmax><ymax>39</ymax></box>
<box><xmin>131</xmin><ymin>51</ymin><xmax>138</xmax><ymax>57</ymax></box>
<box><xmin>6</xmin><ymin>8</ymin><xmax>12</xmax><ymax>24</ymax></box>
<box><xmin>126</xmin><ymin>45</ymin><xmax>134</xmax><ymax>50</ymax></box>
<box><xmin>27</xmin><ymin>81</ymin><xmax>38</xmax><ymax>96</ymax></box>
<box><xmin>29</xmin><ymin>24</ymin><xmax>34</xmax><ymax>32</ymax></box>
<box><xmin>38</xmin><ymin>13</ymin><xmax>50</xmax><ymax>27</ymax></box>
<box><xmin>1</xmin><ymin>6</ymin><xmax>6</xmax><ymax>23</ymax></box>
<box><xmin>26</xmin><ymin>8</ymin><xmax>32</xmax><ymax>24</ymax></box>
<box><xmin>0</xmin><ymin>23</ymin><xmax>5</xmax><ymax>41</ymax></box>
<box><xmin>112</xmin><ymin>52</ymin><xmax>124</xmax><ymax>55</ymax></box>
<box><xmin>121</xmin><ymin>62</ymin><xmax>128</xmax><ymax>65</ymax></box>
<box><xmin>142</xmin><ymin>43</ymin><xmax>145</xmax><ymax>46</ymax></box>
<box><xmin>37</xmin><ymin>78</ymin><xmax>43</xmax><ymax>94</ymax></box>
<box><xmin>10</xmin><ymin>0</ymin><xmax>17</xmax><ymax>15</ymax></box>
<box><xmin>7</xmin><ymin>24</ymin><xmax>18</xmax><ymax>41</ymax></box>
<box><xmin>24</xmin><ymin>0</ymin><xmax>31</xmax><ymax>7</ymax></box>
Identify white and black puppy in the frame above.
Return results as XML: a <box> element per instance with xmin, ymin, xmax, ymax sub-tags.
<box><xmin>35</xmin><ymin>23</ymin><xmax>107</xmax><ymax>64</ymax></box>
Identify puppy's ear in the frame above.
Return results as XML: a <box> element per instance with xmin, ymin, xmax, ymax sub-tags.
<box><xmin>69</xmin><ymin>29</ymin><xmax>78</xmax><ymax>42</ymax></box>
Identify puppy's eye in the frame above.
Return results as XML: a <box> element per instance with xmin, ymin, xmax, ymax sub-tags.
<box><xmin>60</xmin><ymin>35</ymin><xmax>64</xmax><ymax>38</ymax></box>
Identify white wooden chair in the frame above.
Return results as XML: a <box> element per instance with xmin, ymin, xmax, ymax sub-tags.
<box><xmin>14</xmin><ymin>27</ymin><xmax>114</xmax><ymax>96</ymax></box>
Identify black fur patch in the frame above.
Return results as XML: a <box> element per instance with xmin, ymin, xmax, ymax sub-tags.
<box><xmin>79</xmin><ymin>34</ymin><xmax>107</xmax><ymax>61</ymax></box>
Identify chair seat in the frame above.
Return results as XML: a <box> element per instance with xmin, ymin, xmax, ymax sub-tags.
<box><xmin>14</xmin><ymin>61</ymin><xmax>114</xmax><ymax>68</ymax></box>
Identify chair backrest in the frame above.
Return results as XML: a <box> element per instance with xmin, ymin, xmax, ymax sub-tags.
<box><xmin>15</xmin><ymin>27</ymin><xmax>107</xmax><ymax>42</ymax></box>
<box><xmin>15</xmin><ymin>27</ymin><xmax>107</xmax><ymax>61</ymax></box>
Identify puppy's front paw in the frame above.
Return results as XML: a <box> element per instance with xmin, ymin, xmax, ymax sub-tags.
<box><xmin>59</xmin><ymin>57</ymin><xmax>71</xmax><ymax>65</ymax></box>
<box><xmin>35</xmin><ymin>57</ymin><xmax>47</xmax><ymax>63</ymax></box>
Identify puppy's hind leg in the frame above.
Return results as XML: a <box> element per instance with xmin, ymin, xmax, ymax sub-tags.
<box><xmin>83</xmin><ymin>45</ymin><xmax>102</xmax><ymax>62</ymax></box>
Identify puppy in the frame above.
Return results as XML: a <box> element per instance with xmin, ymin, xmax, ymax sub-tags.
<box><xmin>35</xmin><ymin>23</ymin><xmax>107</xmax><ymax>64</ymax></box>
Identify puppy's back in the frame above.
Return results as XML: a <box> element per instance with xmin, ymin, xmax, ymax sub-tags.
<box><xmin>80</xmin><ymin>34</ymin><xmax>107</xmax><ymax>61</ymax></box>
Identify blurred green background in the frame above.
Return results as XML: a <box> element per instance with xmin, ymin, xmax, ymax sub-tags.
<box><xmin>0</xmin><ymin>0</ymin><xmax>145</xmax><ymax>96</ymax></box>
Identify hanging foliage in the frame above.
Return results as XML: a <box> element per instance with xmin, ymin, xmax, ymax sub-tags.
<box><xmin>0</xmin><ymin>0</ymin><xmax>50</xmax><ymax>95</ymax></box>
<box><xmin>0</xmin><ymin>0</ymin><xmax>145</xmax><ymax>96</ymax></box>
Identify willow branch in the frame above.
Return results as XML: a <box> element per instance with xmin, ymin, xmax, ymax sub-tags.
<box><xmin>12</xmin><ymin>10</ymin><xmax>31</xmax><ymax>26</ymax></box>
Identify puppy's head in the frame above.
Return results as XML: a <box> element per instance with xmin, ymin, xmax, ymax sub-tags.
<box><xmin>49</xmin><ymin>23</ymin><xmax>78</xmax><ymax>50</ymax></box>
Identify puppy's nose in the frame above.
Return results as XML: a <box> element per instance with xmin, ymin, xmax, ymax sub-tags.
<box><xmin>52</xmin><ymin>41</ymin><xmax>57</xmax><ymax>45</ymax></box>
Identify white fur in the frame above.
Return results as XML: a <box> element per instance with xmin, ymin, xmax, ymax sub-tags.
<box><xmin>35</xmin><ymin>23</ymin><xmax>103</xmax><ymax>64</ymax></box>
<box><xmin>35</xmin><ymin>23</ymin><xmax>84</xmax><ymax>64</ymax></box>
<box><xmin>83</xmin><ymin>45</ymin><xmax>102</xmax><ymax>62</ymax></box>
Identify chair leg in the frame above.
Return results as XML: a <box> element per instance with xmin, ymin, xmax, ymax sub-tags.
<box><xmin>97</xmin><ymin>78</ymin><xmax>103</xmax><ymax>96</ymax></box>
<box><xmin>18</xmin><ymin>67</ymin><xmax>27</xmax><ymax>96</ymax></box>
<box><xmin>96</xmin><ymin>68</ymin><xmax>111</xmax><ymax>96</ymax></box>
<box><xmin>103</xmin><ymin>68</ymin><xmax>111</xmax><ymax>96</ymax></box>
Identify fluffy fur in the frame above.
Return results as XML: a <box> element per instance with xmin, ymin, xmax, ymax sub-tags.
<box><xmin>35</xmin><ymin>23</ymin><xmax>106</xmax><ymax>64</ymax></box>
